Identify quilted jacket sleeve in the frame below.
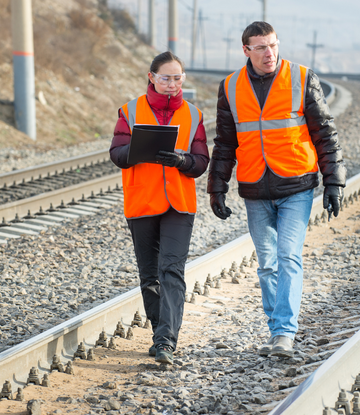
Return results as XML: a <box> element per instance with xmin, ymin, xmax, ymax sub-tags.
<box><xmin>207</xmin><ymin>80</ymin><xmax>237</xmax><ymax>194</ymax></box>
<box><xmin>180</xmin><ymin>116</ymin><xmax>210</xmax><ymax>178</ymax></box>
<box><xmin>304</xmin><ymin>70</ymin><xmax>346</xmax><ymax>187</ymax></box>
<box><xmin>109</xmin><ymin>111</ymin><xmax>133</xmax><ymax>169</ymax></box>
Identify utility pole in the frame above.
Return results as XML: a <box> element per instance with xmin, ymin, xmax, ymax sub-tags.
<box><xmin>198</xmin><ymin>9</ymin><xmax>207</xmax><ymax>69</ymax></box>
<box><xmin>148</xmin><ymin>0</ymin><xmax>155</xmax><ymax>47</ymax></box>
<box><xmin>11</xmin><ymin>0</ymin><xmax>36</xmax><ymax>140</ymax></box>
<box><xmin>258</xmin><ymin>0</ymin><xmax>267</xmax><ymax>21</ymax></box>
<box><xmin>223</xmin><ymin>31</ymin><xmax>234</xmax><ymax>70</ymax></box>
<box><xmin>168</xmin><ymin>0</ymin><xmax>178</xmax><ymax>54</ymax></box>
<box><xmin>190</xmin><ymin>0</ymin><xmax>198</xmax><ymax>68</ymax></box>
<box><xmin>306</xmin><ymin>31</ymin><xmax>324</xmax><ymax>71</ymax></box>
<box><xmin>137</xmin><ymin>0</ymin><xmax>142</xmax><ymax>33</ymax></box>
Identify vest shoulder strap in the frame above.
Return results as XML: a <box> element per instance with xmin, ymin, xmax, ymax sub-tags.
<box><xmin>120</xmin><ymin>96</ymin><xmax>145</xmax><ymax>131</ymax></box>
<box><xmin>225</xmin><ymin>69</ymin><xmax>242</xmax><ymax>124</ymax></box>
<box><xmin>287</xmin><ymin>61</ymin><xmax>309</xmax><ymax>114</ymax></box>
<box><xmin>183</xmin><ymin>100</ymin><xmax>202</xmax><ymax>146</ymax></box>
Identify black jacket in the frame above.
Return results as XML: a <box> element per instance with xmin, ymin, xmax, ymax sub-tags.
<box><xmin>207</xmin><ymin>58</ymin><xmax>347</xmax><ymax>200</ymax></box>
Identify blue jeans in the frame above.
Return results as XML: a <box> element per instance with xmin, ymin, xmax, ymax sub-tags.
<box><xmin>244</xmin><ymin>189</ymin><xmax>314</xmax><ymax>340</ymax></box>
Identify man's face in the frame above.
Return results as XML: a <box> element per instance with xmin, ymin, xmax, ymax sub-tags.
<box><xmin>243</xmin><ymin>32</ymin><xmax>278</xmax><ymax>76</ymax></box>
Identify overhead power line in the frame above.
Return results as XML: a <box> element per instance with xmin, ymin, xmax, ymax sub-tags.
<box><xmin>178</xmin><ymin>0</ymin><xmax>193</xmax><ymax>12</ymax></box>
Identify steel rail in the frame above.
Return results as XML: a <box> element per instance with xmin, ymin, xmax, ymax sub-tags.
<box><xmin>0</xmin><ymin>119</ymin><xmax>216</xmax><ymax>189</ymax></box>
<box><xmin>0</xmin><ymin>228</ymin><xmax>256</xmax><ymax>391</ymax></box>
<box><xmin>0</xmin><ymin>120</ymin><xmax>217</xmax><ymax>223</ymax></box>
<box><xmin>0</xmin><ymin>173</ymin><xmax>122</xmax><ymax>223</ymax></box>
<box><xmin>319</xmin><ymin>79</ymin><xmax>336</xmax><ymax>106</ymax></box>
<box><xmin>0</xmin><ymin>150</ymin><xmax>111</xmax><ymax>188</ymax></box>
<box><xmin>268</xmin><ymin>171</ymin><xmax>360</xmax><ymax>414</ymax></box>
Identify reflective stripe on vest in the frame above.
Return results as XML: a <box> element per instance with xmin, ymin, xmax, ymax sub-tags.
<box><xmin>225</xmin><ymin>59</ymin><xmax>318</xmax><ymax>183</ymax></box>
<box><xmin>120</xmin><ymin>95</ymin><xmax>201</xmax><ymax>219</ymax></box>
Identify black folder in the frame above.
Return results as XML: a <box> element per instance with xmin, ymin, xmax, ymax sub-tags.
<box><xmin>127</xmin><ymin>124</ymin><xmax>179</xmax><ymax>164</ymax></box>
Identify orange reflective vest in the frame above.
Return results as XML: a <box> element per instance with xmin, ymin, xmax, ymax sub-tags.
<box><xmin>224</xmin><ymin>59</ymin><xmax>318</xmax><ymax>183</ymax></box>
<box><xmin>120</xmin><ymin>94</ymin><xmax>202</xmax><ymax>219</ymax></box>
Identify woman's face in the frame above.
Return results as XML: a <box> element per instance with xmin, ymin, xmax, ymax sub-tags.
<box><xmin>148</xmin><ymin>61</ymin><xmax>184</xmax><ymax>96</ymax></box>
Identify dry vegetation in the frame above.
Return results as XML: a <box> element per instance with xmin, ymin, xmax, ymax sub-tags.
<box><xmin>0</xmin><ymin>0</ymin><xmax>218</xmax><ymax>151</ymax></box>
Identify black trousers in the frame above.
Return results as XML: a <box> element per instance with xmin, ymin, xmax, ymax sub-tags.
<box><xmin>127</xmin><ymin>208</ymin><xmax>194</xmax><ymax>350</ymax></box>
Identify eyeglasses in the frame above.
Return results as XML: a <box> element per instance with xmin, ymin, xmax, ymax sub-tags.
<box><xmin>151</xmin><ymin>72</ymin><xmax>186</xmax><ymax>86</ymax></box>
<box><xmin>246</xmin><ymin>39</ymin><xmax>280</xmax><ymax>54</ymax></box>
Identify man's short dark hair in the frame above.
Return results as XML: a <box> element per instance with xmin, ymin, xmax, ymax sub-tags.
<box><xmin>242</xmin><ymin>21</ymin><xmax>277</xmax><ymax>45</ymax></box>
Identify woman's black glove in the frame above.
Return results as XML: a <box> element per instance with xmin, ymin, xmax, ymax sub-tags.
<box><xmin>323</xmin><ymin>185</ymin><xmax>344</xmax><ymax>217</ymax></box>
<box><xmin>210</xmin><ymin>192</ymin><xmax>232</xmax><ymax>220</ymax></box>
<box><xmin>156</xmin><ymin>151</ymin><xmax>186</xmax><ymax>168</ymax></box>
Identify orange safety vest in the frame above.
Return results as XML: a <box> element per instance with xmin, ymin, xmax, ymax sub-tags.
<box><xmin>120</xmin><ymin>94</ymin><xmax>202</xmax><ymax>219</ymax></box>
<box><xmin>224</xmin><ymin>59</ymin><xmax>318</xmax><ymax>183</ymax></box>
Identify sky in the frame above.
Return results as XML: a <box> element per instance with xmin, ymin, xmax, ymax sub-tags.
<box><xmin>110</xmin><ymin>0</ymin><xmax>360</xmax><ymax>73</ymax></box>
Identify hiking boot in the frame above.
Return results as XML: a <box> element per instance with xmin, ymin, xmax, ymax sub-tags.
<box><xmin>155</xmin><ymin>344</ymin><xmax>174</xmax><ymax>365</ymax></box>
<box><xmin>148</xmin><ymin>344</ymin><xmax>156</xmax><ymax>357</ymax></box>
<box><xmin>259</xmin><ymin>336</ymin><xmax>276</xmax><ymax>356</ymax></box>
<box><xmin>269</xmin><ymin>335</ymin><xmax>294</xmax><ymax>358</ymax></box>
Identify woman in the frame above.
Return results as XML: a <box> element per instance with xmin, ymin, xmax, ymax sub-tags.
<box><xmin>109</xmin><ymin>51</ymin><xmax>209</xmax><ymax>365</ymax></box>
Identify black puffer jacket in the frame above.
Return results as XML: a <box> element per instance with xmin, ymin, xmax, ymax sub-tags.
<box><xmin>207</xmin><ymin>57</ymin><xmax>347</xmax><ymax>200</ymax></box>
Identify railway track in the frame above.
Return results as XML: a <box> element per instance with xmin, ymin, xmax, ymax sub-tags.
<box><xmin>0</xmin><ymin>177</ymin><xmax>359</xmax><ymax>414</ymax></box>
<box><xmin>0</xmin><ymin>119</ymin><xmax>216</xmax><ymax>236</ymax></box>
<box><xmin>0</xmin><ymin>81</ymin><xmax>358</xmax><ymax>414</ymax></box>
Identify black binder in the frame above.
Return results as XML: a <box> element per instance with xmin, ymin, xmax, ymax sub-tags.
<box><xmin>127</xmin><ymin>124</ymin><xmax>179</xmax><ymax>164</ymax></box>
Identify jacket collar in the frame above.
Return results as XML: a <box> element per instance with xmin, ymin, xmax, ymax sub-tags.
<box><xmin>146</xmin><ymin>83</ymin><xmax>183</xmax><ymax>111</ymax></box>
<box><xmin>246</xmin><ymin>56</ymin><xmax>282</xmax><ymax>81</ymax></box>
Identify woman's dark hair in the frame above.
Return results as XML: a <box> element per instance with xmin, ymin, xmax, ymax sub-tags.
<box><xmin>148</xmin><ymin>51</ymin><xmax>184</xmax><ymax>84</ymax></box>
<box><xmin>242</xmin><ymin>21</ymin><xmax>276</xmax><ymax>45</ymax></box>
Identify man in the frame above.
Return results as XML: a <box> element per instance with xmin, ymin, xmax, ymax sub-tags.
<box><xmin>207</xmin><ymin>21</ymin><xmax>346</xmax><ymax>358</ymax></box>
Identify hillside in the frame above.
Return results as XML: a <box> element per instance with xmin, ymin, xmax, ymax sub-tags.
<box><xmin>0</xmin><ymin>0</ymin><xmax>218</xmax><ymax>152</ymax></box>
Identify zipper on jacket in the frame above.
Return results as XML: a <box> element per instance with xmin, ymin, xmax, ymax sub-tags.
<box><xmin>163</xmin><ymin>95</ymin><xmax>172</xmax><ymax>180</ymax></box>
<box><xmin>259</xmin><ymin>76</ymin><xmax>265</xmax><ymax>109</ymax></box>
<box><xmin>165</xmin><ymin>94</ymin><xmax>171</xmax><ymax>125</ymax></box>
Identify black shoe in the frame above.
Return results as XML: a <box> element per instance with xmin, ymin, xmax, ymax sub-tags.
<box><xmin>269</xmin><ymin>335</ymin><xmax>294</xmax><ymax>358</ymax></box>
<box><xmin>259</xmin><ymin>336</ymin><xmax>276</xmax><ymax>356</ymax></box>
<box><xmin>149</xmin><ymin>344</ymin><xmax>156</xmax><ymax>357</ymax></box>
<box><xmin>155</xmin><ymin>344</ymin><xmax>174</xmax><ymax>365</ymax></box>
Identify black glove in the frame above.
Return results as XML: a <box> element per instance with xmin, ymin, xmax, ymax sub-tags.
<box><xmin>156</xmin><ymin>150</ymin><xmax>186</xmax><ymax>168</ymax></box>
<box><xmin>323</xmin><ymin>185</ymin><xmax>344</xmax><ymax>217</ymax></box>
<box><xmin>210</xmin><ymin>192</ymin><xmax>232</xmax><ymax>220</ymax></box>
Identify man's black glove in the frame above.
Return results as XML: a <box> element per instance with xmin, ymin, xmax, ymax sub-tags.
<box><xmin>210</xmin><ymin>192</ymin><xmax>232</xmax><ymax>220</ymax></box>
<box><xmin>323</xmin><ymin>185</ymin><xmax>344</xmax><ymax>217</ymax></box>
<box><xmin>156</xmin><ymin>150</ymin><xmax>185</xmax><ymax>168</ymax></box>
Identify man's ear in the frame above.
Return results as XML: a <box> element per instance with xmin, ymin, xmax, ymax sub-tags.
<box><xmin>242</xmin><ymin>45</ymin><xmax>250</xmax><ymax>58</ymax></box>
